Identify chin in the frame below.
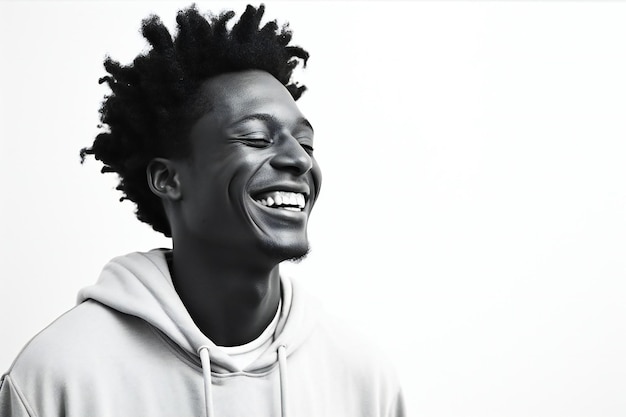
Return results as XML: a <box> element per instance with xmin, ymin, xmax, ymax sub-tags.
<box><xmin>244</xmin><ymin>199</ymin><xmax>313</xmax><ymax>264</ymax></box>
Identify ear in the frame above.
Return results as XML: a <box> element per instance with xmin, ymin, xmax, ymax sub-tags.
<box><xmin>147</xmin><ymin>158</ymin><xmax>182</xmax><ymax>201</ymax></box>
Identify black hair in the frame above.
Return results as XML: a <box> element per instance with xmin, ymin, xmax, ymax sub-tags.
<box><xmin>80</xmin><ymin>4</ymin><xmax>309</xmax><ymax>237</ymax></box>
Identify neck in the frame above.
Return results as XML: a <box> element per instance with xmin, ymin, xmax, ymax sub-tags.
<box><xmin>168</xmin><ymin>240</ymin><xmax>281</xmax><ymax>347</ymax></box>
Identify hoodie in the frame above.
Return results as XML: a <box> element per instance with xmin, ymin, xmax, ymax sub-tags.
<box><xmin>0</xmin><ymin>250</ymin><xmax>405</xmax><ymax>417</ymax></box>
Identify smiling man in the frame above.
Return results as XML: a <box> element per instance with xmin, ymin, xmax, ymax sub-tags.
<box><xmin>0</xmin><ymin>4</ymin><xmax>404</xmax><ymax>417</ymax></box>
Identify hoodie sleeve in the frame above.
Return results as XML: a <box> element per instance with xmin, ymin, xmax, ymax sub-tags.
<box><xmin>0</xmin><ymin>375</ymin><xmax>34</xmax><ymax>417</ymax></box>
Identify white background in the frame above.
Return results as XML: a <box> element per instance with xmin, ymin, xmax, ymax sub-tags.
<box><xmin>1</xmin><ymin>1</ymin><xmax>625</xmax><ymax>416</ymax></box>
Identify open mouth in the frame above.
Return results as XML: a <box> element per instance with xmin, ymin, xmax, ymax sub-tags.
<box><xmin>252</xmin><ymin>191</ymin><xmax>306</xmax><ymax>212</ymax></box>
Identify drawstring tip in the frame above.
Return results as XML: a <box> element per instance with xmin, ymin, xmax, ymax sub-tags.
<box><xmin>198</xmin><ymin>346</ymin><xmax>215</xmax><ymax>417</ymax></box>
<box><xmin>278</xmin><ymin>345</ymin><xmax>289</xmax><ymax>417</ymax></box>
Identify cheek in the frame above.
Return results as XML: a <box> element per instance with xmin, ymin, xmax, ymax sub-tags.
<box><xmin>221</xmin><ymin>145</ymin><xmax>268</xmax><ymax>170</ymax></box>
<box><xmin>231</xmin><ymin>149</ymin><xmax>273</xmax><ymax>179</ymax></box>
<box><xmin>222</xmin><ymin>151</ymin><xmax>272</xmax><ymax>201</ymax></box>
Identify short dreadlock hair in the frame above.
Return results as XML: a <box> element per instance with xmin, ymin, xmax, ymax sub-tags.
<box><xmin>80</xmin><ymin>4</ymin><xmax>309</xmax><ymax>237</ymax></box>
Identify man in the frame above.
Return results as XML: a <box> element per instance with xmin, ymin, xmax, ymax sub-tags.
<box><xmin>0</xmin><ymin>4</ymin><xmax>404</xmax><ymax>416</ymax></box>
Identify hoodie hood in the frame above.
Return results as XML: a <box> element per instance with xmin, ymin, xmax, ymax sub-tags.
<box><xmin>76</xmin><ymin>249</ymin><xmax>318</xmax><ymax>374</ymax></box>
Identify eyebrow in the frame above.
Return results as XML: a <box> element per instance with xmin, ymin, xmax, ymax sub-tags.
<box><xmin>230</xmin><ymin>113</ymin><xmax>314</xmax><ymax>133</ymax></box>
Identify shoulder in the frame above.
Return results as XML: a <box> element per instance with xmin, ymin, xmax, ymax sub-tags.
<box><xmin>289</xmin><ymin>279</ymin><xmax>400</xmax><ymax>383</ymax></box>
<box><xmin>296</xmin><ymin>307</ymin><xmax>405</xmax><ymax>415</ymax></box>
<box><xmin>7</xmin><ymin>300</ymin><xmax>153</xmax><ymax>386</ymax></box>
<box><xmin>316</xmin><ymin>310</ymin><xmax>398</xmax><ymax>364</ymax></box>
<box><xmin>311</xmin><ymin>308</ymin><xmax>401</xmax><ymax>386</ymax></box>
<box><xmin>2</xmin><ymin>299</ymin><xmax>191</xmax><ymax>416</ymax></box>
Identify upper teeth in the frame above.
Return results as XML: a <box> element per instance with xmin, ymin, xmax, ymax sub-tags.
<box><xmin>255</xmin><ymin>191</ymin><xmax>306</xmax><ymax>210</ymax></box>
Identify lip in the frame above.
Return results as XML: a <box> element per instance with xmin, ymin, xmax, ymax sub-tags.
<box><xmin>247</xmin><ymin>183</ymin><xmax>311</xmax><ymax>218</ymax></box>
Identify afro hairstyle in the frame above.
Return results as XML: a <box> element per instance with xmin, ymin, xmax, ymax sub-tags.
<box><xmin>80</xmin><ymin>4</ymin><xmax>309</xmax><ymax>237</ymax></box>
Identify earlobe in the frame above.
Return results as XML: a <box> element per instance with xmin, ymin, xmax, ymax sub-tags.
<box><xmin>147</xmin><ymin>158</ymin><xmax>182</xmax><ymax>201</ymax></box>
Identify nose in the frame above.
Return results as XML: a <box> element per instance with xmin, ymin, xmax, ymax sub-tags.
<box><xmin>270</xmin><ymin>136</ymin><xmax>313</xmax><ymax>175</ymax></box>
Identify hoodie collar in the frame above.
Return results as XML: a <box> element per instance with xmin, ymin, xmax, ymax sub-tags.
<box><xmin>76</xmin><ymin>249</ymin><xmax>318</xmax><ymax>373</ymax></box>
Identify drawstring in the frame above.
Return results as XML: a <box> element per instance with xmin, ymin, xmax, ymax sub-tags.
<box><xmin>197</xmin><ymin>344</ymin><xmax>289</xmax><ymax>417</ymax></box>
<box><xmin>278</xmin><ymin>344</ymin><xmax>289</xmax><ymax>417</ymax></box>
<box><xmin>198</xmin><ymin>346</ymin><xmax>214</xmax><ymax>417</ymax></box>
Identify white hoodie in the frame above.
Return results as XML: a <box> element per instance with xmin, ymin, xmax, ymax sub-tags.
<box><xmin>0</xmin><ymin>250</ymin><xmax>405</xmax><ymax>417</ymax></box>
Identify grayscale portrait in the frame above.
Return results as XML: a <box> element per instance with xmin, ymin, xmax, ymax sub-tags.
<box><xmin>1</xmin><ymin>2</ymin><xmax>625</xmax><ymax>417</ymax></box>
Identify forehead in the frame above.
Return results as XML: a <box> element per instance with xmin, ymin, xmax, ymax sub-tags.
<box><xmin>196</xmin><ymin>70</ymin><xmax>305</xmax><ymax>126</ymax></box>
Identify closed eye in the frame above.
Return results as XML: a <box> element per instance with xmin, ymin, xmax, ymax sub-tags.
<box><xmin>232</xmin><ymin>133</ymin><xmax>273</xmax><ymax>147</ymax></box>
<box><xmin>297</xmin><ymin>136</ymin><xmax>314</xmax><ymax>154</ymax></box>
